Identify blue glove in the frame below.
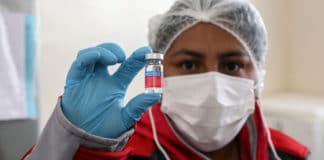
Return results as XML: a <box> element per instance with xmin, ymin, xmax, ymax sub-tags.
<box><xmin>61</xmin><ymin>43</ymin><xmax>161</xmax><ymax>138</ymax></box>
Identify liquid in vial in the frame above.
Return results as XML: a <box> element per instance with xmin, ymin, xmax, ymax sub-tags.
<box><xmin>145</xmin><ymin>53</ymin><xmax>163</xmax><ymax>94</ymax></box>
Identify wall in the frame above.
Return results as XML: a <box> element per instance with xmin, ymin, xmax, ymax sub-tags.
<box><xmin>287</xmin><ymin>0</ymin><xmax>324</xmax><ymax>96</ymax></box>
<box><xmin>254</xmin><ymin>0</ymin><xmax>324</xmax><ymax>97</ymax></box>
<box><xmin>250</xmin><ymin>0</ymin><xmax>289</xmax><ymax>96</ymax></box>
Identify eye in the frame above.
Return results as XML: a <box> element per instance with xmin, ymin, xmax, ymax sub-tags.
<box><xmin>181</xmin><ymin>61</ymin><xmax>197</xmax><ymax>72</ymax></box>
<box><xmin>224</xmin><ymin>62</ymin><xmax>243</xmax><ymax>74</ymax></box>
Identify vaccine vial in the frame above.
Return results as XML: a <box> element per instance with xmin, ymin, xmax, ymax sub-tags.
<box><xmin>145</xmin><ymin>53</ymin><xmax>163</xmax><ymax>94</ymax></box>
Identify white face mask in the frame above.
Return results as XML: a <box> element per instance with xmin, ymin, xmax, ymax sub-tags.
<box><xmin>161</xmin><ymin>72</ymin><xmax>255</xmax><ymax>152</ymax></box>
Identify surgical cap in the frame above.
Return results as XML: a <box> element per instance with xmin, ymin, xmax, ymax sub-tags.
<box><xmin>148</xmin><ymin>0</ymin><xmax>267</xmax><ymax>68</ymax></box>
<box><xmin>148</xmin><ymin>0</ymin><xmax>268</xmax><ymax>94</ymax></box>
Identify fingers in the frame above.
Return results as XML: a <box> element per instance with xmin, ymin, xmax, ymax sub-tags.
<box><xmin>66</xmin><ymin>47</ymin><xmax>118</xmax><ymax>85</ymax></box>
<box><xmin>65</xmin><ymin>43</ymin><xmax>149</xmax><ymax>87</ymax></box>
<box><xmin>97</xmin><ymin>43</ymin><xmax>126</xmax><ymax>63</ymax></box>
<box><xmin>113</xmin><ymin>46</ymin><xmax>152</xmax><ymax>86</ymax></box>
<box><xmin>76</xmin><ymin>47</ymin><xmax>119</xmax><ymax>67</ymax></box>
<box><xmin>121</xmin><ymin>93</ymin><xmax>161</xmax><ymax>129</ymax></box>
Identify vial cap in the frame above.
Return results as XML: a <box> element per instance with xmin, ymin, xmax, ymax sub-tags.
<box><xmin>145</xmin><ymin>53</ymin><xmax>164</xmax><ymax>60</ymax></box>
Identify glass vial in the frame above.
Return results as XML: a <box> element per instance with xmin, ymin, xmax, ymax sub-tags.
<box><xmin>145</xmin><ymin>53</ymin><xmax>164</xmax><ymax>94</ymax></box>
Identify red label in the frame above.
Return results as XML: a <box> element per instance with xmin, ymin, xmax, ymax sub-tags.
<box><xmin>145</xmin><ymin>76</ymin><xmax>163</xmax><ymax>88</ymax></box>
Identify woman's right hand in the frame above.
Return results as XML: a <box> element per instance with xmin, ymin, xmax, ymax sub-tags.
<box><xmin>61</xmin><ymin>43</ymin><xmax>160</xmax><ymax>138</ymax></box>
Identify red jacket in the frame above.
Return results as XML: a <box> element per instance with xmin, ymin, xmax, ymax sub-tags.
<box><xmin>23</xmin><ymin>101</ymin><xmax>310</xmax><ymax>160</ymax></box>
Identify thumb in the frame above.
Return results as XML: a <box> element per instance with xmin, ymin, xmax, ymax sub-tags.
<box><xmin>122</xmin><ymin>93</ymin><xmax>161</xmax><ymax>129</ymax></box>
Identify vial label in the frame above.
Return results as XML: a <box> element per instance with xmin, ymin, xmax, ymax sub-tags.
<box><xmin>145</xmin><ymin>71</ymin><xmax>163</xmax><ymax>88</ymax></box>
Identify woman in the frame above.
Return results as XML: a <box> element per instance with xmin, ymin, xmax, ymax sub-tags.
<box><xmin>23</xmin><ymin>0</ymin><xmax>310</xmax><ymax>159</ymax></box>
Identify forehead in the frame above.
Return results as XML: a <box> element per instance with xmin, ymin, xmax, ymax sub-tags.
<box><xmin>165</xmin><ymin>22</ymin><xmax>248</xmax><ymax>57</ymax></box>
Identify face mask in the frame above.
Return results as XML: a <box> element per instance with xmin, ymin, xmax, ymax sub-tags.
<box><xmin>161</xmin><ymin>72</ymin><xmax>255</xmax><ymax>152</ymax></box>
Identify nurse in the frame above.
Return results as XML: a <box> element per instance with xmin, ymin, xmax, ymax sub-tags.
<box><xmin>23</xmin><ymin>0</ymin><xmax>309</xmax><ymax>159</ymax></box>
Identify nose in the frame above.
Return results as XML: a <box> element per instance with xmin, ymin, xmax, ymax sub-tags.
<box><xmin>204</xmin><ymin>61</ymin><xmax>218</xmax><ymax>73</ymax></box>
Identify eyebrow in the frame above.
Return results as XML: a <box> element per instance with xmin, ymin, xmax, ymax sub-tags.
<box><xmin>171</xmin><ymin>48</ymin><xmax>248</xmax><ymax>59</ymax></box>
<box><xmin>171</xmin><ymin>49</ymin><xmax>205</xmax><ymax>58</ymax></box>
<box><xmin>218</xmin><ymin>50</ymin><xmax>249</xmax><ymax>59</ymax></box>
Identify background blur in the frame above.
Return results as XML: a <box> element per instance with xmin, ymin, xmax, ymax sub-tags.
<box><xmin>38</xmin><ymin>0</ymin><xmax>324</xmax><ymax>128</ymax></box>
<box><xmin>1</xmin><ymin>0</ymin><xmax>324</xmax><ymax>159</ymax></box>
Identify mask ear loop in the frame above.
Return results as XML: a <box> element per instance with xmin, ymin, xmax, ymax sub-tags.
<box><xmin>257</xmin><ymin>104</ymin><xmax>282</xmax><ymax>160</ymax></box>
<box><xmin>252</xmin><ymin>69</ymin><xmax>281</xmax><ymax>159</ymax></box>
<box><xmin>241</xmin><ymin>46</ymin><xmax>280</xmax><ymax>159</ymax></box>
<box><xmin>149</xmin><ymin>108</ymin><xmax>171</xmax><ymax>160</ymax></box>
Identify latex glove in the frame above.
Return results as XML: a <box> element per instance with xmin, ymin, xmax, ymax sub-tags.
<box><xmin>61</xmin><ymin>43</ymin><xmax>160</xmax><ymax>138</ymax></box>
